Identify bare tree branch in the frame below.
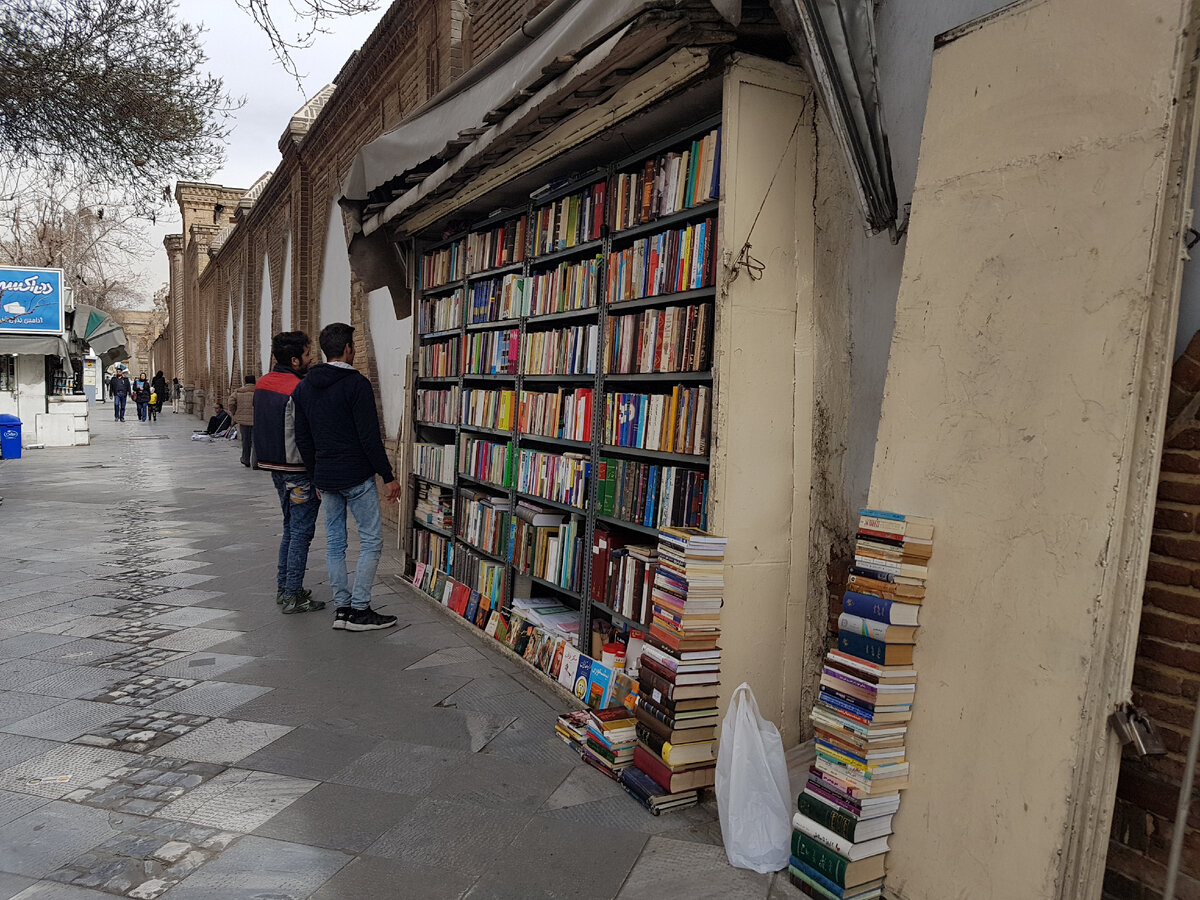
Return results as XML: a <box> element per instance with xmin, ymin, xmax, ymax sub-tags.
<box><xmin>233</xmin><ymin>0</ymin><xmax>380</xmax><ymax>84</ymax></box>
<box><xmin>0</xmin><ymin>0</ymin><xmax>240</xmax><ymax>215</ymax></box>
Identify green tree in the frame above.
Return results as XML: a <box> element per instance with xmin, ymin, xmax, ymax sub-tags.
<box><xmin>0</xmin><ymin>0</ymin><xmax>236</xmax><ymax>214</ymax></box>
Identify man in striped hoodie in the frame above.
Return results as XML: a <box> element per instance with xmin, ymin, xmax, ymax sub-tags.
<box><xmin>253</xmin><ymin>331</ymin><xmax>325</xmax><ymax>615</ymax></box>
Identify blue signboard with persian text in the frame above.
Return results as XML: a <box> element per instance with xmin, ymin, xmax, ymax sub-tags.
<box><xmin>0</xmin><ymin>266</ymin><xmax>64</xmax><ymax>335</ymax></box>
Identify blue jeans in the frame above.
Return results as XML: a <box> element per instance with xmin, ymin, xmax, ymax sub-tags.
<box><xmin>272</xmin><ymin>472</ymin><xmax>320</xmax><ymax>595</ymax></box>
<box><xmin>113</xmin><ymin>394</ymin><xmax>127</xmax><ymax>420</ymax></box>
<box><xmin>136</xmin><ymin>400</ymin><xmax>148</xmax><ymax>421</ymax></box>
<box><xmin>322</xmin><ymin>477</ymin><xmax>383</xmax><ymax>610</ymax></box>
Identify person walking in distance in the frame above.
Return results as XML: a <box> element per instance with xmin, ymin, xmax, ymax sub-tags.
<box><xmin>132</xmin><ymin>372</ymin><xmax>152</xmax><ymax>422</ymax></box>
<box><xmin>292</xmin><ymin>323</ymin><xmax>401</xmax><ymax>632</ymax></box>
<box><xmin>227</xmin><ymin>375</ymin><xmax>257</xmax><ymax>467</ymax></box>
<box><xmin>254</xmin><ymin>332</ymin><xmax>325</xmax><ymax>615</ymax></box>
<box><xmin>152</xmin><ymin>371</ymin><xmax>168</xmax><ymax>416</ymax></box>
<box><xmin>171</xmin><ymin>378</ymin><xmax>182</xmax><ymax>414</ymax></box>
<box><xmin>109</xmin><ymin>368</ymin><xmax>130</xmax><ymax>422</ymax></box>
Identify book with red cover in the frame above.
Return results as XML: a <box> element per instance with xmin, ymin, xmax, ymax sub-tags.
<box><xmin>633</xmin><ymin>744</ymin><xmax>716</xmax><ymax>793</ymax></box>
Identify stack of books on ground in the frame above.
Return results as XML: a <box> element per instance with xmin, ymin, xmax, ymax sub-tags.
<box><xmin>628</xmin><ymin>527</ymin><xmax>726</xmax><ymax>801</ymax></box>
<box><xmin>798</xmin><ymin>507</ymin><xmax>931</xmax><ymax>898</ymax></box>
<box><xmin>618</xmin><ymin>765</ymin><xmax>699</xmax><ymax>815</ymax></box>
<box><xmin>581</xmin><ymin>707</ymin><xmax>637</xmax><ymax>780</ymax></box>
<box><xmin>555</xmin><ymin>710</ymin><xmax>590</xmax><ymax>751</ymax></box>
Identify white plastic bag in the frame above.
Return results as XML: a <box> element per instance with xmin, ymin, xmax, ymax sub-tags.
<box><xmin>715</xmin><ymin>682</ymin><xmax>792</xmax><ymax>873</ymax></box>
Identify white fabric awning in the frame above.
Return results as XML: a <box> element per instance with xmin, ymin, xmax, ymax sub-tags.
<box><xmin>0</xmin><ymin>333</ymin><xmax>71</xmax><ymax>362</ymax></box>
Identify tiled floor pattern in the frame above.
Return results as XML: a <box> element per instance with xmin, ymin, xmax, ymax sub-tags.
<box><xmin>0</xmin><ymin>413</ymin><xmax>799</xmax><ymax>899</ymax></box>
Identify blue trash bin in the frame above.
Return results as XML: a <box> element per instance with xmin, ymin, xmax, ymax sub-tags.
<box><xmin>0</xmin><ymin>414</ymin><xmax>21</xmax><ymax>459</ymax></box>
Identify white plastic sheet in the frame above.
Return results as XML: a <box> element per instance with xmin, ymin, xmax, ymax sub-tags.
<box><xmin>715</xmin><ymin>682</ymin><xmax>792</xmax><ymax>873</ymax></box>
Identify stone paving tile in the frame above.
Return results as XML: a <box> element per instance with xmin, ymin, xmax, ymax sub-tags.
<box><xmin>156</xmin><ymin>768</ymin><xmax>318</xmax><ymax>832</ymax></box>
<box><xmin>235</xmin><ymin>726</ymin><xmax>384</xmax><ymax>782</ymax></box>
<box><xmin>103</xmin><ymin>603</ymin><xmax>176</xmax><ymax>621</ymax></box>
<box><xmin>615</xmin><ymin>836</ymin><xmax>773</xmax><ymax>899</ymax></box>
<box><xmin>33</xmin><ymin>616</ymin><xmax>132</xmax><ymax>639</ymax></box>
<box><xmin>93</xmin><ymin>647</ymin><xmax>188</xmax><ymax>675</ymax></box>
<box><xmin>0</xmin><ymin>734</ymin><xmax>61</xmax><ymax>772</ymax></box>
<box><xmin>149</xmin><ymin>681</ymin><xmax>271</xmax><ymax>717</ymax></box>
<box><xmin>308</xmin><ymin>856</ymin><xmax>476</xmax><ymax>900</ymax></box>
<box><xmin>144</xmin><ymin>589</ymin><xmax>224</xmax><ymax>608</ymax></box>
<box><xmin>155</xmin><ymin>717</ymin><xmax>294</xmax><ymax>765</ymax></box>
<box><xmin>406</xmin><ymin>645</ymin><xmax>488</xmax><ymax>670</ymax></box>
<box><xmin>0</xmin><ymin>744</ymin><xmax>138</xmax><ymax>801</ymax></box>
<box><xmin>93</xmin><ymin>585</ymin><xmax>178</xmax><ymax>603</ymax></box>
<box><xmin>2</xmin><ymin>700</ymin><xmax>132</xmax><ymax>742</ymax></box>
<box><xmin>147</xmin><ymin>607</ymin><xmax>232</xmax><ymax>628</ymax></box>
<box><xmin>0</xmin><ymin>801</ymin><xmax>126</xmax><ymax>879</ymax></box>
<box><xmin>328</xmin><ymin>740</ymin><xmax>472</xmax><ymax>797</ymax></box>
<box><xmin>72</xmin><ymin>710</ymin><xmax>213</xmax><ymax>753</ymax></box>
<box><xmin>428</xmin><ymin>749</ymin><xmax>571</xmax><ymax>812</ymax></box>
<box><xmin>82</xmin><ymin>675</ymin><xmax>200</xmax><ymax>708</ymax></box>
<box><xmin>366</xmin><ymin>797</ymin><xmax>531</xmax><ymax>870</ymax></box>
<box><xmin>0</xmin><ymin>607</ymin><xmax>81</xmax><ymax>634</ymax></box>
<box><xmin>148</xmin><ymin>627</ymin><xmax>242</xmax><ymax>653</ymax></box>
<box><xmin>538</xmin><ymin>764</ymin><xmax>629</xmax><ymax>812</ymax></box>
<box><xmin>45</xmin><ymin>817</ymin><xmax>240</xmax><ymax>899</ymax></box>
<box><xmin>0</xmin><ymin>789</ymin><xmax>49</xmax><ymax>828</ymax></box>
<box><xmin>62</xmin><ymin>756</ymin><xmax>227</xmax><ymax>817</ymax></box>
<box><xmin>142</xmin><ymin>652</ymin><xmax>256</xmax><ymax>680</ymax></box>
<box><xmin>89</xmin><ymin>623</ymin><xmax>186</xmax><ymax>646</ymax></box>
<box><xmin>18</xmin><ymin>668</ymin><xmax>125</xmax><ymax>701</ymax></box>
<box><xmin>28</xmin><ymin>639</ymin><xmax>133</xmax><ymax>667</ymax></box>
<box><xmin>0</xmin><ymin>633</ymin><xmax>80</xmax><ymax>659</ymax></box>
<box><xmin>0</xmin><ymin>692</ymin><xmax>67</xmax><ymax>729</ymax></box>
<box><xmin>0</xmin><ymin>871</ymin><xmax>35</xmax><ymax>898</ymax></box>
<box><xmin>153</xmin><ymin>834</ymin><xmax>351</xmax><ymax>900</ymax></box>
<box><xmin>252</xmin><ymin>782</ymin><xmax>420</xmax><ymax>853</ymax></box>
<box><xmin>143</xmin><ymin>573</ymin><xmax>217</xmax><ymax>589</ymax></box>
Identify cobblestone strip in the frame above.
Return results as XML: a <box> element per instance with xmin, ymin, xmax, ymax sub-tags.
<box><xmin>73</xmin><ymin>710</ymin><xmax>213</xmax><ymax>753</ymax></box>
<box><xmin>83</xmin><ymin>675</ymin><xmax>201</xmax><ymax>708</ymax></box>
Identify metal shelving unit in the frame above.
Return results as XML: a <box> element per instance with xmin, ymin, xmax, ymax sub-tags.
<box><xmin>408</xmin><ymin>114</ymin><xmax>720</xmax><ymax>664</ymax></box>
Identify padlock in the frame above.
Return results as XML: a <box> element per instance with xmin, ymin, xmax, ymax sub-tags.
<box><xmin>1110</xmin><ymin>705</ymin><xmax>1167</xmax><ymax>758</ymax></box>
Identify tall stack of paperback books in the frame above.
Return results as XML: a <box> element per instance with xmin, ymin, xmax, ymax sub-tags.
<box><xmin>790</xmin><ymin>509</ymin><xmax>932</xmax><ymax>900</ymax></box>
<box><xmin>623</xmin><ymin>527</ymin><xmax>726</xmax><ymax>811</ymax></box>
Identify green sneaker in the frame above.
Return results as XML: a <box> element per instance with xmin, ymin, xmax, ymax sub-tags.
<box><xmin>281</xmin><ymin>590</ymin><xmax>326</xmax><ymax>615</ymax></box>
<box><xmin>276</xmin><ymin>590</ymin><xmax>286</xmax><ymax>606</ymax></box>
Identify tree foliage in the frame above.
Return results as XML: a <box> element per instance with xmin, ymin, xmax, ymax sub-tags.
<box><xmin>234</xmin><ymin>0</ymin><xmax>380</xmax><ymax>82</ymax></box>
<box><xmin>0</xmin><ymin>174</ymin><xmax>152</xmax><ymax>312</ymax></box>
<box><xmin>0</xmin><ymin>0</ymin><xmax>237</xmax><ymax>214</ymax></box>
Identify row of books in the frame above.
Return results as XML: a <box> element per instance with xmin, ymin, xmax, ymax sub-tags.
<box><xmin>595</xmin><ymin>457</ymin><xmax>709</xmax><ymax>531</ymax></box>
<box><xmin>509</xmin><ymin>502</ymin><xmax>585</xmax><ymax>594</ymax></box>
<box><xmin>515</xmin><ymin>448</ymin><xmax>590</xmax><ymax>510</ymax></box>
<box><xmin>606</xmin><ymin>218</ymin><xmax>717</xmax><ymax>304</ymax></box>
<box><xmin>603</xmin><ymin>387</ymin><xmax>711</xmax><ymax>457</ymax></box>
<box><xmin>449</xmin><ymin>545</ymin><xmax>506</xmax><ymax>610</ymax></box>
<box><xmin>416</xmin><ymin>387</ymin><xmax>459</xmax><ymax>425</ymax></box>
<box><xmin>604</xmin><ymin>302</ymin><xmax>711</xmax><ymax>375</ymax></box>
<box><xmin>461</xmin><ymin>388</ymin><xmax>515</xmax><ymax>432</ymax></box>
<box><xmin>591</xmin><ymin>527</ymin><xmax>657</xmax><ymax>624</ymax></box>
<box><xmin>532</xmin><ymin>181</ymin><xmax>606</xmax><ymax>257</ymax></box>
<box><xmin>521</xmin><ymin>323</ymin><xmax>598</xmax><ymax>376</ymax></box>
<box><xmin>412</xmin><ymin>528</ymin><xmax>452</xmax><ymax>574</ymax></box>
<box><xmin>465</xmin><ymin>213</ymin><xmax>528</xmax><ymax>274</ymax></box>
<box><xmin>412</xmin><ymin>442</ymin><xmax>455</xmax><ymax>484</ymax></box>
<box><xmin>421</xmin><ymin>242</ymin><xmax>465</xmax><ymax>289</ymax></box>
<box><xmin>419</xmin><ymin>288</ymin><xmax>463</xmax><ymax>334</ymax></box>
<box><xmin>418</xmin><ymin>339</ymin><xmax>458</xmax><ymax>378</ymax></box>
<box><xmin>414</xmin><ymin>483</ymin><xmax>453</xmax><ymax>532</ymax></box>
<box><xmin>518</xmin><ymin>387</ymin><xmax>593</xmax><ymax>443</ymax></box>
<box><xmin>793</xmin><ymin>509</ymin><xmax>934</xmax><ymax>900</ymax></box>
<box><xmin>456</xmin><ymin>489</ymin><xmax>510</xmax><ymax>559</ymax></box>
<box><xmin>462</xmin><ymin>328</ymin><xmax>519</xmax><ymax>375</ymax></box>
<box><xmin>458</xmin><ymin>435</ymin><xmax>514</xmax><ymax>487</ymax></box>
<box><xmin>467</xmin><ymin>275</ymin><xmax>526</xmax><ymax>324</ymax></box>
<box><xmin>611</xmin><ymin>127</ymin><xmax>720</xmax><ymax>231</ymax></box>
<box><xmin>526</xmin><ymin>258</ymin><xmax>601</xmax><ymax>317</ymax></box>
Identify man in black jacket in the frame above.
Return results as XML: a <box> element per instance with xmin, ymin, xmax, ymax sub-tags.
<box><xmin>293</xmin><ymin>323</ymin><xmax>401</xmax><ymax>632</ymax></box>
<box><xmin>109</xmin><ymin>369</ymin><xmax>130</xmax><ymax>422</ymax></box>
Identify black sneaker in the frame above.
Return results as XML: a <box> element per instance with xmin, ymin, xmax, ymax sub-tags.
<box><xmin>281</xmin><ymin>591</ymin><xmax>326</xmax><ymax>615</ymax></box>
<box><xmin>344</xmin><ymin>606</ymin><xmax>397</xmax><ymax>632</ymax></box>
<box><xmin>332</xmin><ymin>607</ymin><xmax>351</xmax><ymax>630</ymax></box>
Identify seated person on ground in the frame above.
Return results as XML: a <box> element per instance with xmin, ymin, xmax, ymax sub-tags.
<box><xmin>201</xmin><ymin>404</ymin><xmax>232</xmax><ymax>435</ymax></box>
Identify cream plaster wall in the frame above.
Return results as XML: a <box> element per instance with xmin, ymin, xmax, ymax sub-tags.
<box><xmin>711</xmin><ymin>57</ymin><xmax>816</xmax><ymax>746</ymax></box>
<box><xmin>259</xmin><ymin>253</ymin><xmax>273</xmax><ymax>375</ymax></box>
<box><xmin>866</xmin><ymin>1</ymin><xmax>1198</xmax><ymax>897</ymax></box>
<box><xmin>366</xmin><ymin>287</ymin><xmax>410</xmax><ymax>439</ymax></box>
<box><xmin>280</xmin><ymin>234</ymin><xmax>293</xmax><ymax>333</ymax></box>
<box><xmin>319</xmin><ymin>198</ymin><xmax>352</xmax><ymax>333</ymax></box>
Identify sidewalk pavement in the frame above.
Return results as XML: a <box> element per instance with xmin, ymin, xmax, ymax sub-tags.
<box><xmin>0</xmin><ymin>408</ymin><xmax>803</xmax><ymax>900</ymax></box>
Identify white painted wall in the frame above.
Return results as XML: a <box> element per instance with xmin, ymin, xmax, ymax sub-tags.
<box><xmin>319</xmin><ymin>198</ymin><xmax>352</xmax><ymax>332</ymax></box>
<box><xmin>280</xmin><ymin>234</ymin><xmax>292</xmax><ymax>332</ymax></box>
<box><xmin>259</xmin><ymin>253</ymin><xmax>273</xmax><ymax>374</ymax></box>
<box><xmin>225</xmin><ymin>291</ymin><xmax>234</xmax><ymax>385</ymax></box>
<box><xmin>366</xmin><ymin>287</ymin><xmax>410</xmax><ymax>439</ymax></box>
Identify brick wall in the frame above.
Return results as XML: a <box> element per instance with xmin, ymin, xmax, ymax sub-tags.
<box><xmin>1105</xmin><ymin>328</ymin><xmax>1200</xmax><ymax>899</ymax></box>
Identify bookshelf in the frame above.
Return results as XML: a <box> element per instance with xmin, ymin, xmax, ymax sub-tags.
<box><xmin>407</xmin><ymin>111</ymin><xmax>721</xmax><ymax>672</ymax></box>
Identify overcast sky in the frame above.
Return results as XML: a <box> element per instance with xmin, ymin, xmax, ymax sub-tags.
<box><xmin>139</xmin><ymin>1</ymin><xmax>385</xmax><ymax>290</ymax></box>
